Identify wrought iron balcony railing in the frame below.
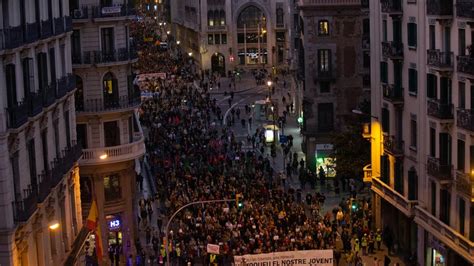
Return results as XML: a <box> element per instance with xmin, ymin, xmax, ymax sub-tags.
<box><xmin>427</xmin><ymin>50</ymin><xmax>454</xmax><ymax>69</ymax></box>
<box><xmin>25</xmin><ymin>22</ymin><xmax>40</xmax><ymax>43</ymax></box>
<box><xmin>427</xmin><ymin>99</ymin><xmax>453</xmax><ymax>119</ymax></box>
<box><xmin>456</xmin><ymin>1</ymin><xmax>474</xmax><ymax>18</ymax></box>
<box><xmin>27</xmin><ymin>91</ymin><xmax>43</xmax><ymax>117</ymax></box>
<box><xmin>457</xmin><ymin>55</ymin><xmax>474</xmax><ymax>76</ymax></box>
<box><xmin>383</xmin><ymin>84</ymin><xmax>404</xmax><ymax>104</ymax></box>
<box><xmin>6</xmin><ymin>101</ymin><xmax>28</xmax><ymax>129</ymax></box>
<box><xmin>457</xmin><ymin>108</ymin><xmax>474</xmax><ymax>132</ymax></box>
<box><xmin>427</xmin><ymin>157</ymin><xmax>452</xmax><ymax>181</ymax></box>
<box><xmin>3</xmin><ymin>26</ymin><xmax>24</xmax><ymax>49</ymax></box>
<box><xmin>382</xmin><ymin>41</ymin><xmax>403</xmax><ymax>59</ymax></box>
<box><xmin>381</xmin><ymin>0</ymin><xmax>402</xmax><ymax>14</ymax></box>
<box><xmin>70</xmin><ymin>6</ymin><xmax>89</xmax><ymax>20</ymax></box>
<box><xmin>12</xmin><ymin>185</ymin><xmax>38</xmax><ymax>223</ymax></box>
<box><xmin>54</xmin><ymin>17</ymin><xmax>64</xmax><ymax>35</ymax></box>
<box><xmin>427</xmin><ymin>0</ymin><xmax>453</xmax><ymax>16</ymax></box>
<box><xmin>50</xmin><ymin>141</ymin><xmax>82</xmax><ymax>188</ymax></box>
<box><xmin>40</xmin><ymin>18</ymin><xmax>53</xmax><ymax>39</ymax></box>
<box><xmin>77</xmin><ymin>95</ymin><xmax>141</xmax><ymax>113</ymax></box>
<box><xmin>384</xmin><ymin>135</ymin><xmax>404</xmax><ymax>156</ymax></box>
<box><xmin>42</xmin><ymin>83</ymin><xmax>57</xmax><ymax>107</ymax></box>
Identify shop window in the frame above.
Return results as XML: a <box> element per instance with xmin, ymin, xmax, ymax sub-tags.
<box><xmin>104</xmin><ymin>174</ymin><xmax>121</xmax><ymax>201</ymax></box>
<box><xmin>318</xmin><ymin>20</ymin><xmax>329</xmax><ymax>36</ymax></box>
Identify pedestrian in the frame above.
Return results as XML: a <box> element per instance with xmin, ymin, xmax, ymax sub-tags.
<box><xmin>376</xmin><ymin>228</ymin><xmax>382</xmax><ymax>250</ymax></box>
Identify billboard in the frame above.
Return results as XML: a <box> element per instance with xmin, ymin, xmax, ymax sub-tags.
<box><xmin>234</xmin><ymin>250</ymin><xmax>333</xmax><ymax>266</ymax></box>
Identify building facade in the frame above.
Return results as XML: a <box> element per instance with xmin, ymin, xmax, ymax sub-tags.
<box><xmin>369</xmin><ymin>0</ymin><xmax>474</xmax><ymax>264</ymax></box>
<box><xmin>0</xmin><ymin>0</ymin><xmax>84</xmax><ymax>265</ymax></box>
<box><xmin>70</xmin><ymin>0</ymin><xmax>145</xmax><ymax>263</ymax></box>
<box><xmin>298</xmin><ymin>0</ymin><xmax>370</xmax><ymax>172</ymax></box>
<box><xmin>171</xmin><ymin>0</ymin><xmax>294</xmax><ymax>75</ymax></box>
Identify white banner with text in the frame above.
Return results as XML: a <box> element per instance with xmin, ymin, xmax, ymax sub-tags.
<box><xmin>234</xmin><ymin>250</ymin><xmax>334</xmax><ymax>266</ymax></box>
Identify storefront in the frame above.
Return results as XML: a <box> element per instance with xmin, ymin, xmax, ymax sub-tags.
<box><xmin>315</xmin><ymin>144</ymin><xmax>335</xmax><ymax>178</ymax></box>
<box><xmin>107</xmin><ymin>214</ymin><xmax>123</xmax><ymax>246</ymax></box>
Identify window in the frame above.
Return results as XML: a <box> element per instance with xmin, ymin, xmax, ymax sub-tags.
<box><xmin>429</xmin><ymin>25</ymin><xmax>435</xmax><ymax>50</ymax></box>
<box><xmin>276</xmin><ymin>8</ymin><xmax>284</xmax><ymax>26</ymax></box>
<box><xmin>382</xmin><ymin>108</ymin><xmax>390</xmax><ymax>133</ymax></box>
<box><xmin>380</xmin><ymin>62</ymin><xmax>388</xmax><ymax>83</ymax></box>
<box><xmin>221</xmin><ymin>34</ymin><xmax>227</xmax><ymax>44</ymax></box>
<box><xmin>459</xmin><ymin>82</ymin><xmax>466</xmax><ymax>109</ymax></box>
<box><xmin>104</xmin><ymin>121</ymin><xmax>120</xmax><ymax>147</ymax></box>
<box><xmin>101</xmin><ymin>27</ymin><xmax>114</xmax><ymax>55</ymax></box>
<box><xmin>11</xmin><ymin>152</ymin><xmax>20</xmax><ymax>202</ymax></box>
<box><xmin>237</xmin><ymin>5</ymin><xmax>265</xmax><ymax>29</ymax></box>
<box><xmin>215</xmin><ymin>34</ymin><xmax>220</xmax><ymax>45</ymax></box>
<box><xmin>459</xmin><ymin>29</ymin><xmax>466</xmax><ymax>56</ymax></box>
<box><xmin>408</xmin><ymin>169</ymin><xmax>418</xmax><ymax>200</ymax></box>
<box><xmin>37</xmin><ymin>53</ymin><xmax>48</xmax><ymax>91</ymax></box>
<box><xmin>458</xmin><ymin>139</ymin><xmax>465</xmax><ymax>172</ymax></box>
<box><xmin>276</xmin><ymin>32</ymin><xmax>285</xmax><ymax>42</ymax></box>
<box><xmin>407</xmin><ymin>23</ymin><xmax>417</xmax><ymax>47</ymax></box>
<box><xmin>427</xmin><ymin>73</ymin><xmax>437</xmax><ymax>99</ymax></box>
<box><xmin>208</xmin><ymin>34</ymin><xmax>214</xmax><ymax>45</ymax></box>
<box><xmin>431</xmin><ymin>181</ymin><xmax>436</xmax><ymax>215</ymax></box>
<box><xmin>104</xmin><ymin>174</ymin><xmax>121</xmax><ymax>201</ymax></box>
<box><xmin>410</xmin><ymin>119</ymin><xmax>417</xmax><ymax>148</ymax></box>
<box><xmin>49</xmin><ymin>48</ymin><xmax>56</xmax><ymax>83</ymax></box>
<box><xmin>320</xmin><ymin>81</ymin><xmax>330</xmax><ymax>93</ymax></box>
<box><xmin>77</xmin><ymin>124</ymin><xmax>87</xmax><ymax>149</ymax></box>
<box><xmin>317</xmin><ymin>49</ymin><xmax>331</xmax><ymax>72</ymax></box>
<box><xmin>219</xmin><ymin>10</ymin><xmax>225</xmax><ymax>26</ymax></box>
<box><xmin>22</xmin><ymin>58</ymin><xmax>35</xmax><ymax>95</ymax></box>
<box><xmin>381</xmin><ymin>155</ymin><xmax>389</xmax><ymax>184</ymax></box>
<box><xmin>459</xmin><ymin>197</ymin><xmax>465</xmax><ymax>235</ymax></box>
<box><xmin>394</xmin><ymin>160</ymin><xmax>403</xmax><ymax>194</ymax></box>
<box><xmin>318</xmin><ymin>20</ymin><xmax>329</xmax><ymax>36</ymax></box>
<box><xmin>363</xmin><ymin>52</ymin><xmax>370</xmax><ymax>68</ymax></box>
<box><xmin>28</xmin><ymin>139</ymin><xmax>37</xmax><ymax>188</ymax></box>
<box><xmin>75</xmin><ymin>75</ymin><xmax>84</xmax><ymax>111</ymax></box>
<box><xmin>208</xmin><ymin>10</ymin><xmax>214</xmax><ymax>26</ymax></box>
<box><xmin>317</xmin><ymin>103</ymin><xmax>333</xmax><ymax>132</ymax></box>
<box><xmin>408</xmin><ymin>68</ymin><xmax>418</xmax><ymax>94</ymax></box>
<box><xmin>5</xmin><ymin>64</ymin><xmax>17</xmax><ymax>108</ymax></box>
<box><xmin>237</xmin><ymin>33</ymin><xmax>245</xmax><ymax>44</ymax></box>
<box><xmin>41</xmin><ymin>130</ymin><xmax>49</xmax><ymax>173</ymax></box>
<box><xmin>103</xmin><ymin>72</ymin><xmax>118</xmax><ymax>107</ymax></box>
<box><xmin>382</xmin><ymin>20</ymin><xmax>387</xmax><ymax>42</ymax></box>
<box><xmin>53</xmin><ymin>119</ymin><xmax>60</xmax><ymax>158</ymax></box>
<box><xmin>430</xmin><ymin>127</ymin><xmax>436</xmax><ymax>157</ymax></box>
<box><xmin>440</xmin><ymin>189</ymin><xmax>450</xmax><ymax>225</ymax></box>
<box><xmin>362</xmin><ymin>18</ymin><xmax>370</xmax><ymax>35</ymax></box>
<box><xmin>64</xmin><ymin>111</ymin><xmax>71</xmax><ymax>148</ymax></box>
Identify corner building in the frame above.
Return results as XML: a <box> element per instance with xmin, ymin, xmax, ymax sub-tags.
<box><xmin>369</xmin><ymin>0</ymin><xmax>474</xmax><ymax>264</ymax></box>
<box><xmin>0</xmin><ymin>0</ymin><xmax>84</xmax><ymax>265</ymax></box>
<box><xmin>297</xmin><ymin>0</ymin><xmax>370</xmax><ymax>172</ymax></box>
<box><xmin>69</xmin><ymin>0</ymin><xmax>145</xmax><ymax>262</ymax></box>
<box><xmin>171</xmin><ymin>0</ymin><xmax>294</xmax><ymax>74</ymax></box>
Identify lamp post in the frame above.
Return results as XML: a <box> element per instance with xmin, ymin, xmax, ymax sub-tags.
<box><xmin>267</xmin><ymin>80</ymin><xmax>273</xmax><ymax>100</ymax></box>
<box><xmin>165</xmin><ymin>199</ymin><xmax>236</xmax><ymax>266</ymax></box>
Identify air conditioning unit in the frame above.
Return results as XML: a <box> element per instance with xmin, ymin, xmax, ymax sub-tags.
<box><xmin>73</xmin><ymin>9</ymin><xmax>83</xmax><ymax>19</ymax></box>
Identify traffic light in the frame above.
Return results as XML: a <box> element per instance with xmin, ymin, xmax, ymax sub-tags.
<box><xmin>236</xmin><ymin>193</ymin><xmax>244</xmax><ymax>209</ymax></box>
<box><xmin>350</xmin><ymin>198</ymin><xmax>358</xmax><ymax>212</ymax></box>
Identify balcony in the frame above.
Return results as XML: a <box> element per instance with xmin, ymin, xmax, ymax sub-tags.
<box><xmin>40</xmin><ymin>19</ymin><xmax>53</xmax><ymax>39</ymax></box>
<box><xmin>72</xmin><ymin>51</ymin><xmax>92</xmax><ymax>65</ymax></box>
<box><xmin>27</xmin><ymin>92</ymin><xmax>44</xmax><ymax>117</ymax></box>
<box><xmin>25</xmin><ymin>22</ymin><xmax>40</xmax><ymax>43</ymax></box>
<box><xmin>50</xmin><ymin>141</ymin><xmax>82</xmax><ymax>188</ymax></box>
<box><xmin>361</xmin><ymin>0</ymin><xmax>369</xmax><ymax>9</ymax></box>
<box><xmin>37</xmin><ymin>171</ymin><xmax>52</xmax><ymax>203</ymax></box>
<box><xmin>12</xmin><ymin>185</ymin><xmax>38</xmax><ymax>223</ymax></box>
<box><xmin>380</xmin><ymin>0</ymin><xmax>402</xmax><ymax>15</ymax></box>
<box><xmin>455</xmin><ymin>172</ymin><xmax>473</xmax><ymax>201</ymax></box>
<box><xmin>54</xmin><ymin>17</ymin><xmax>65</xmax><ymax>35</ymax></box>
<box><xmin>382</xmin><ymin>84</ymin><xmax>404</xmax><ymax>105</ymax></box>
<box><xmin>313</xmin><ymin>69</ymin><xmax>335</xmax><ymax>83</ymax></box>
<box><xmin>6</xmin><ymin>101</ymin><xmax>28</xmax><ymax>129</ymax></box>
<box><xmin>3</xmin><ymin>26</ymin><xmax>24</xmax><ymax>50</ymax></box>
<box><xmin>457</xmin><ymin>1</ymin><xmax>474</xmax><ymax>18</ymax></box>
<box><xmin>414</xmin><ymin>206</ymin><xmax>474</xmax><ymax>264</ymax></box>
<box><xmin>92</xmin><ymin>48</ymin><xmax>138</xmax><ymax>65</ymax></box>
<box><xmin>70</xmin><ymin>6</ymin><xmax>89</xmax><ymax>21</ymax></box>
<box><xmin>383</xmin><ymin>135</ymin><xmax>404</xmax><ymax>156</ymax></box>
<box><xmin>371</xmin><ymin>177</ymin><xmax>418</xmax><ymax>216</ymax></box>
<box><xmin>65</xmin><ymin>16</ymin><xmax>73</xmax><ymax>32</ymax></box>
<box><xmin>457</xmin><ymin>108</ymin><xmax>474</xmax><ymax>132</ymax></box>
<box><xmin>42</xmin><ymin>84</ymin><xmax>57</xmax><ymax>107</ymax></box>
<box><xmin>208</xmin><ymin>25</ymin><xmax>227</xmax><ymax>31</ymax></box>
<box><xmin>92</xmin><ymin>5</ymin><xmax>136</xmax><ymax>20</ymax></box>
<box><xmin>77</xmin><ymin>95</ymin><xmax>141</xmax><ymax>113</ymax></box>
<box><xmin>382</xmin><ymin>41</ymin><xmax>403</xmax><ymax>59</ymax></box>
<box><xmin>427</xmin><ymin>0</ymin><xmax>453</xmax><ymax>17</ymax></box>
<box><xmin>80</xmin><ymin>133</ymin><xmax>145</xmax><ymax>166</ymax></box>
<box><xmin>457</xmin><ymin>56</ymin><xmax>474</xmax><ymax>76</ymax></box>
<box><xmin>427</xmin><ymin>50</ymin><xmax>454</xmax><ymax>71</ymax></box>
<box><xmin>427</xmin><ymin>99</ymin><xmax>454</xmax><ymax>119</ymax></box>
<box><xmin>427</xmin><ymin>157</ymin><xmax>452</xmax><ymax>182</ymax></box>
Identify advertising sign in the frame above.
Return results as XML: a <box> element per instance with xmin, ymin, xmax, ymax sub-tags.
<box><xmin>234</xmin><ymin>250</ymin><xmax>333</xmax><ymax>266</ymax></box>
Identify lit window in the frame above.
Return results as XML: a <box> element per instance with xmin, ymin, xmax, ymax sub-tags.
<box><xmin>318</xmin><ymin>20</ymin><xmax>329</xmax><ymax>36</ymax></box>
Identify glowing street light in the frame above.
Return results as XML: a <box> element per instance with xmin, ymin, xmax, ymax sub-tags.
<box><xmin>176</xmin><ymin>40</ymin><xmax>181</xmax><ymax>45</ymax></box>
<box><xmin>100</xmin><ymin>154</ymin><xmax>108</xmax><ymax>160</ymax></box>
<box><xmin>166</xmin><ymin>30</ymin><xmax>170</xmax><ymax>35</ymax></box>
<box><xmin>49</xmin><ymin>221</ymin><xmax>60</xmax><ymax>230</ymax></box>
<box><xmin>188</xmin><ymin>52</ymin><xmax>193</xmax><ymax>57</ymax></box>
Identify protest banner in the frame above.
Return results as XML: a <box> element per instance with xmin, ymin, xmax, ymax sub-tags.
<box><xmin>207</xmin><ymin>244</ymin><xmax>220</xmax><ymax>254</ymax></box>
<box><xmin>234</xmin><ymin>250</ymin><xmax>333</xmax><ymax>266</ymax></box>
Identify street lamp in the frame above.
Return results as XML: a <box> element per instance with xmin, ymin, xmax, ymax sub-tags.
<box><xmin>267</xmin><ymin>80</ymin><xmax>273</xmax><ymax>100</ymax></box>
<box><xmin>176</xmin><ymin>40</ymin><xmax>180</xmax><ymax>45</ymax></box>
<box><xmin>100</xmin><ymin>154</ymin><xmax>108</xmax><ymax>160</ymax></box>
<box><xmin>188</xmin><ymin>52</ymin><xmax>193</xmax><ymax>57</ymax></box>
<box><xmin>49</xmin><ymin>221</ymin><xmax>60</xmax><ymax>230</ymax></box>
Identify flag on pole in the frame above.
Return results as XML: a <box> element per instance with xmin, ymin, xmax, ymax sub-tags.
<box><xmin>87</xmin><ymin>200</ymin><xmax>103</xmax><ymax>264</ymax></box>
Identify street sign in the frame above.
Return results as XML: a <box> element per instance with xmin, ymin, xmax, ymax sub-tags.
<box><xmin>279</xmin><ymin>134</ymin><xmax>287</xmax><ymax>144</ymax></box>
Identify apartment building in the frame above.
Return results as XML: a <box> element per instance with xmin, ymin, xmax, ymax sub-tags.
<box><xmin>171</xmin><ymin>0</ymin><xmax>293</xmax><ymax>75</ymax></box>
<box><xmin>369</xmin><ymin>0</ymin><xmax>474</xmax><ymax>264</ymax></box>
<box><xmin>298</xmin><ymin>0</ymin><xmax>370</xmax><ymax>172</ymax></box>
<box><xmin>0</xmin><ymin>0</ymin><xmax>84</xmax><ymax>265</ymax></box>
<box><xmin>69</xmin><ymin>0</ymin><xmax>145</xmax><ymax>262</ymax></box>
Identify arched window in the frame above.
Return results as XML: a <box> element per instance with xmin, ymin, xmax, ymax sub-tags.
<box><xmin>220</xmin><ymin>10</ymin><xmax>225</xmax><ymax>26</ymax></box>
<box><xmin>103</xmin><ymin>72</ymin><xmax>118</xmax><ymax>108</ymax></box>
<box><xmin>276</xmin><ymin>8</ymin><xmax>284</xmax><ymax>26</ymax></box>
<box><xmin>237</xmin><ymin>5</ymin><xmax>265</xmax><ymax>29</ymax></box>
<box><xmin>75</xmin><ymin>75</ymin><xmax>84</xmax><ymax>111</ymax></box>
<box><xmin>208</xmin><ymin>10</ymin><xmax>214</xmax><ymax>26</ymax></box>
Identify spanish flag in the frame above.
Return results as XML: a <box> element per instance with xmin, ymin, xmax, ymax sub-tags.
<box><xmin>87</xmin><ymin>200</ymin><xmax>103</xmax><ymax>264</ymax></box>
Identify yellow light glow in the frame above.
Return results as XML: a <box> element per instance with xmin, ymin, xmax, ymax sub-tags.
<box><xmin>49</xmin><ymin>222</ymin><xmax>60</xmax><ymax>230</ymax></box>
<box><xmin>100</xmin><ymin>154</ymin><xmax>108</xmax><ymax>160</ymax></box>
